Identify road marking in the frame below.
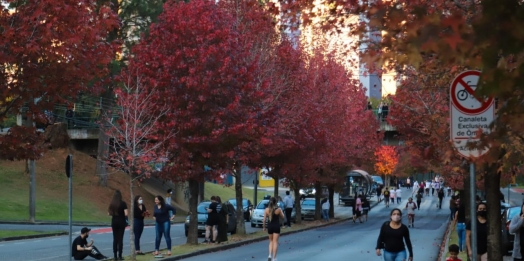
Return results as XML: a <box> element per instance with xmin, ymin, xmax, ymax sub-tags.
<box><xmin>29</xmin><ymin>254</ymin><xmax>68</xmax><ymax>261</ymax></box>
<box><xmin>13</xmin><ymin>242</ymin><xmax>25</xmax><ymax>245</ymax></box>
<box><xmin>33</xmin><ymin>240</ymin><xmax>41</xmax><ymax>243</ymax></box>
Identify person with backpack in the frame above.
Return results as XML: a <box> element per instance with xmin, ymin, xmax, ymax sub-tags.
<box><xmin>376</xmin><ymin>208</ymin><xmax>414</xmax><ymax>261</ymax></box>
<box><xmin>405</xmin><ymin>198</ymin><xmax>417</xmax><ymax>227</ymax></box>
<box><xmin>383</xmin><ymin>188</ymin><xmax>390</xmax><ymax>208</ymax></box>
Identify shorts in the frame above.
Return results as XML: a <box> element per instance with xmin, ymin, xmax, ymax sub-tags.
<box><xmin>354</xmin><ymin>210</ymin><xmax>362</xmax><ymax>217</ymax></box>
<box><xmin>267</xmin><ymin>224</ymin><xmax>280</xmax><ymax>234</ymax></box>
<box><xmin>206</xmin><ymin>217</ymin><xmax>219</xmax><ymax>226</ymax></box>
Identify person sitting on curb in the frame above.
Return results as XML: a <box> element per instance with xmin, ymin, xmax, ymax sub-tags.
<box><xmin>72</xmin><ymin>227</ymin><xmax>107</xmax><ymax>260</ymax></box>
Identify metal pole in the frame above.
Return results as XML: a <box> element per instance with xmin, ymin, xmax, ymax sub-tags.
<box><xmin>254</xmin><ymin>171</ymin><xmax>258</xmax><ymax>207</ymax></box>
<box><xmin>470</xmin><ymin>162</ymin><xmax>477</xmax><ymax>261</ymax></box>
<box><xmin>68</xmin><ymin>156</ymin><xmax>73</xmax><ymax>261</ymax></box>
<box><xmin>29</xmin><ymin>160</ymin><xmax>36</xmax><ymax>223</ymax></box>
<box><xmin>508</xmin><ymin>184</ymin><xmax>510</xmax><ymax>205</ymax></box>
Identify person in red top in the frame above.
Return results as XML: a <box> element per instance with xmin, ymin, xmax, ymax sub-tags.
<box><xmin>446</xmin><ymin>244</ymin><xmax>462</xmax><ymax>261</ymax></box>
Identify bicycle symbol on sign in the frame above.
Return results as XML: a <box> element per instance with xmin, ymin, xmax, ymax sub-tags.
<box><xmin>457</xmin><ymin>81</ymin><xmax>476</xmax><ymax>101</ymax></box>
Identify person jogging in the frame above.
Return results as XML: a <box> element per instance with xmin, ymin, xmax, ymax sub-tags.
<box><xmin>405</xmin><ymin>198</ymin><xmax>417</xmax><ymax>228</ymax></box>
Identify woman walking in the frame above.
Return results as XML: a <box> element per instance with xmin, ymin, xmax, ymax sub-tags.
<box><xmin>133</xmin><ymin>195</ymin><xmax>149</xmax><ymax>255</ymax></box>
<box><xmin>108</xmin><ymin>190</ymin><xmax>128</xmax><ymax>260</ymax></box>
<box><xmin>466</xmin><ymin>202</ymin><xmax>488</xmax><ymax>261</ymax></box>
<box><xmin>263</xmin><ymin>197</ymin><xmax>285</xmax><ymax>261</ymax></box>
<box><xmin>376</xmin><ymin>208</ymin><xmax>413</xmax><ymax>261</ymax></box>
<box><xmin>509</xmin><ymin>202</ymin><xmax>524</xmax><ymax>261</ymax></box>
<box><xmin>353</xmin><ymin>195</ymin><xmax>363</xmax><ymax>223</ymax></box>
<box><xmin>216</xmin><ymin>196</ymin><xmax>229</xmax><ymax>243</ymax></box>
<box><xmin>153</xmin><ymin>195</ymin><xmax>176</xmax><ymax>257</ymax></box>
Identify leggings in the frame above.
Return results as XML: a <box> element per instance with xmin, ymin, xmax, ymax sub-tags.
<box><xmin>111</xmin><ymin>224</ymin><xmax>126</xmax><ymax>256</ymax></box>
<box><xmin>133</xmin><ymin>218</ymin><xmax>144</xmax><ymax>251</ymax></box>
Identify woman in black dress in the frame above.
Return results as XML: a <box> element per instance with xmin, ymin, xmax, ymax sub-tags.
<box><xmin>263</xmin><ymin>197</ymin><xmax>285</xmax><ymax>261</ymax></box>
<box><xmin>108</xmin><ymin>190</ymin><xmax>128</xmax><ymax>260</ymax></box>
<box><xmin>216</xmin><ymin>196</ymin><xmax>229</xmax><ymax>243</ymax></box>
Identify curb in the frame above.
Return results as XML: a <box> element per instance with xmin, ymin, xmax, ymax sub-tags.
<box><xmin>161</xmin><ymin>200</ymin><xmax>380</xmax><ymax>261</ymax></box>
<box><xmin>437</xmin><ymin>222</ymin><xmax>453</xmax><ymax>261</ymax></box>
<box><xmin>0</xmin><ymin>231</ymin><xmax>68</xmax><ymax>242</ymax></box>
<box><xmin>0</xmin><ymin>220</ymin><xmax>182</xmax><ymax>226</ymax></box>
<box><xmin>163</xmin><ymin>216</ymin><xmax>353</xmax><ymax>261</ymax></box>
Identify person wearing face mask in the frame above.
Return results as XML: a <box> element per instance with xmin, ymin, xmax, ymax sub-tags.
<box><xmin>466</xmin><ymin>202</ymin><xmax>488</xmax><ymax>261</ymax></box>
<box><xmin>133</xmin><ymin>195</ymin><xmax>149</xmax><ymax>255</ymax></box>
<box><xmin>509</xmin><ymin>202</ymin><xmax>524</xmax><ymax>261</ymax></box>
<box><xmin>376</xmin><ymin>208</ymin><xmax>413</xmax><ymax>261</ymax></box>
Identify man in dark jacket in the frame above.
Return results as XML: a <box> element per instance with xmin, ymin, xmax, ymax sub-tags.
<box><xmin>72</xmin><ymin>227</ymin><xmax>107</xmax><ymax>260</ymax></box>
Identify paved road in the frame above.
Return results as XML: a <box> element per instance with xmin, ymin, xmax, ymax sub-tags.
<box><xmin>0</xmin><ymin>195</ymin><xmax>355</xmax><ymax>261</ymax></box>
<box><xmin>181</xmin><ymin>193</ymin><xmax>450</xmax><ymax>261</ymax></box>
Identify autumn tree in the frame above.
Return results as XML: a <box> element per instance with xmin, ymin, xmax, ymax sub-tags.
<box><xmin>374</xmin><ymin>145</ymin><xmax>399</xmax><ymax>187</ymax></box>
<box><xmin>95</xmin><ymin>0</ymin><xmax>169</xmax><ymax>186</ymax></box>
<box><xmin>0</xmin><ymin>0</ymin><xmax>119</xmax><ymax>221</ymax></box>
<box><xmin>127</xmin><ymin>0</ymin><xmax>272</xmax><ymax>243</ymax></box>
<box><xmin>104</xmin><ymin>73</ymin><xmax>175</xmax><ymax>260</ymax></box>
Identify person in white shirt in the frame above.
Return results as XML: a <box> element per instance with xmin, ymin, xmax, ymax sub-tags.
<box><xmin>412</xmin><ymin>181</ymin><xmax>419</xmax><ymax>196</ymax></box>
<box><xmin>405</xmin><ymin>198</ymin><xmax>417</xmax><ymax>227</ymax></box>
<box><xmin>425</xmin><ymin>180</ymin><xmax>431</xmax><ymax>196</ymax></box>
<box><xmin>321</xmin><ymin>198</ymin><xmax>330</xmax><ymax>222</ymax></box>
<box><xmin>389</xmin><ymin>188</ymin><xmax>396</xmax><ymax>204</ymax></box>
<box><xmin>396</xmin><ymin>188</ymin><xmax>402</xmax><ymax>204</ymax></box>
<box><xmin>283</xmin><ymin>191</ymin><xmax>294</xmax><ymax>228</ymax></box>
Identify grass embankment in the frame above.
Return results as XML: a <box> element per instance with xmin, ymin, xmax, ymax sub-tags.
<box><xmin>0</xmin><ymin>148</ymin><xmax>278</xmax><ymax>224</ymax></box>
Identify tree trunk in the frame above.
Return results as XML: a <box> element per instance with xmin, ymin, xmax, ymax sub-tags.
<box><xmin>96</xmin><ymin>92</ymin><xmax>113</xmax><ymax>186</ymax></box>
<box><xmin>485</xmin><ymin>163</ymin><xmax>502</xmax><ymax>261</ymax></box>
<box><xmin>314</xmin><ymin>181</ymin><xmax>321</xmax><ymax>220</ymax></box>
<box><xmin>293</xmin><ymin>183</ymin><xmax>302</xmax><ymax>224</ymax></box>
<box><xmin>328</xmin><ymin>184</ymin><xmax>335</xmax><ymax>218</ymax></box>
<box><xmin>96</xmin><ymin>123</ymin><xmax>109</xmax><ymax>186</ymax></box>
<box><xmin>273</xmin><ymin>176</ymin><xmax>279</xmax><ymax>199</ymax></box>
<box><xmin>129</xmin><ymin>179</ymin><xmax>136</xmax><ymax>260</ymax></box>
<box><xmin>23</xmin><ymin>113</ymin><xmax>36</xmax><ymax>223</ymax></box>
<box><xmin>234</xmin><ymin>164</ymin><xmax>246</xmax><ymax>235</ymax></box>
<box><xmin>462</xmin><ymin>161</ymin><xmax>472</xmax><ymax>222</ymax></box>
<box><xmin>198</xmin><ymin>181</ymin><xmax>205</xmax><ymax>203</ymax></box>
<box><xmin>186</xmin><ymin>179</ymin><xmax>199</xmax><ymax>244</ymax></box>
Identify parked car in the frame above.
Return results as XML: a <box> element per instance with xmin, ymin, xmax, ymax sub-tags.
<box><xmin>301</xmin><ymin>198</ymin><xmax>316</xmax><ymax>220</ymax></box>
<box><xmin>501</xmin><ymin>206</ymin><xmax>520</xmax><ymax>255</ymax></box>
<box><xmin>299</xmin><ymin>188</ymin><xmax>316</xmax><ymax>200</ymax></box>
<box><xmin>250</xmin><ymin>199</ymin><xmax>295</xmax><ymax>227</ymax></box>
<box><xmin>184</xmin><ymin>201</ymin><xmax>237</xmax><ymax>237</ymax></box>
<box><xmin>228</xmin><ymin>198</ymin><xmax>253</xmax><ymax>221</ymax></box>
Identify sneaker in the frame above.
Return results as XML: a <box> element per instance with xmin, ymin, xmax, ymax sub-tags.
<box><xmin>268</xmin><ymin>255</ymin><xmax>272</xmax><ymax>261</ymax></box>
<box><xmin>202</xmin><ymin>239</ymin><xmax>209</xmax><ymax>244</ymax></box>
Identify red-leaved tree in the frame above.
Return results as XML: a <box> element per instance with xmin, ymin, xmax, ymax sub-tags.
<box><xmin>105</xmin><ymin>73</ymin><xmax>176</xmax><ymax>260</ymax></box>
<box><xmin>0</xmin><ymin>0</ymin><xmax>119</xmax><ymax>222</ymax></box>
<box><xmin>127</xmin><ymin>0</ymin><xmax>270</xmax><ymax>243</ymax></box>
<box><xmin>374</xmin><ymin>145</ymin><xmax>399</xmax><ymax>187</ymax></box>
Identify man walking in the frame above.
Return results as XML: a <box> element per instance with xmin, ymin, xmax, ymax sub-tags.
<box><xmin>283</xmin><ymin>191</ymin><xmax>294</xmax><ymax>228</ymax></box>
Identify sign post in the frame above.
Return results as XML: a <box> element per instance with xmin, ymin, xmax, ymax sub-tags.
<box><xmin>66</xmin><ymin>155</ymin><xmax>73</xmax><ymax>261</ymax></box>
<box><xmin>450</xmin><ymin>70</ymin><xmax>493</xmax><ymax>261</ymax></box>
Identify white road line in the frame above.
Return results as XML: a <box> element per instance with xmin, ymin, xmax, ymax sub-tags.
<box><xmin>29</xmin><ymin>254</ymin><xmax>68</xmax><ymax>261</ymax></box>
<box><xmin>13</xmin><ymin>242</ymin><xmax>25</xmax><ymax>245</ymax></box>
<box><xmin>33</xmin><ymin>240</ymin><xmax>41</xmax><ymax>243</ymax></box>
